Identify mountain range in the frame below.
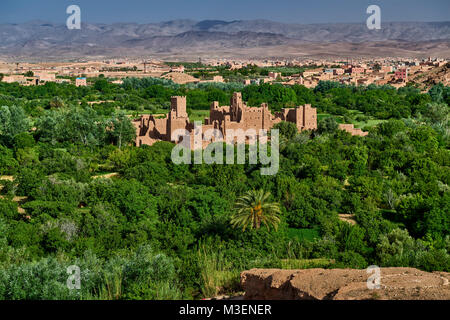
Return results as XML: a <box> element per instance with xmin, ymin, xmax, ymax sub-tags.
<box><xmin>1</xmin><ymin>20</ymin><xmax>450</xmax><ymax>60</ymax></box>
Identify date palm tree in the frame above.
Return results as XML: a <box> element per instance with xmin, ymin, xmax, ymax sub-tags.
<box><xmin>231</xmin><ymin>189</ymin><xmax>281</xmax><ymax>231</ymax></box>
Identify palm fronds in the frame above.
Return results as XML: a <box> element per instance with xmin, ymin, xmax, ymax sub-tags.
<box><xmin>231</xmin><ymin>189</ymin><xmax>281</xmax><ymax>231</ymax></box>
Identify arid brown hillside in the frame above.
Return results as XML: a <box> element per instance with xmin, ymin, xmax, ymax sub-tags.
<box><xmin>1</xmin><ymin>20</ymin><xmax>450</xmax><ymax>60</ymax></box>
<box><xmin>410</xmin><ymin>63</ymin><xmax>450</xmax><ymax>89</ymax></box>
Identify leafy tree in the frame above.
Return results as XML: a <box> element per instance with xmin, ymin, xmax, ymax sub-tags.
<box><xmin>15</xmin><ymin>167</ymin><xmax>45</xmax><ymax>196</ymax></box>
<box><xmin>122</xmin><ymin>245</ymin><xmax>182</xmax><ymax>299</ymax></box>
<box><xmin>0</xmin><ymin>145</ymin><xmax>18</xmax><ymax>175</ymax></box>
<box><xmin>273</xmin><ymin>121</ymin><xmax>298</xmax><ymax>140</ymax></box>
<box><xmin>49</xmin><ymin>96</ymin><xmax>65</xmax><ymax>109</ymax></box>
<box><xmin>0</xmin><ymin>257</ymin><xmax>80</xmax><ymax>299</ymax></box>
<box><xmin>0</xmin><ymin>105</ymin><xmax>30</xmax><ymax>146</ymax></box>
<box><xmin>231</xmin><ymin>189</ymin><xmax>281</xmax><ymax>231</ymax></box>
<box><xmin>429</xmin><ymin>83</ymin><xmax>444</xmax><ymax>103</ymax></box>
<box><xmin>36</xmin><ymin>108</ymin><xmax>105</xmax><ymax>146</ymax></box>
<box><xmin>34</xmin><ymin>110</ymin><xmax>65</xmax><ymax>143</ymax></box>
<box><xmin>422</xmin><ymin>102</ymin><xmax>449</xmax><ymax>127</ymax></box>
<box><xmin>94</xmin><ymin>79</ymin><xmax>110</xmax><ymax>93</ymax></box>
<box><xmin>64</xmin><ymin>107</ymin><xmax>105</xmax><ymax>146</ymax></box>
<box><xmin>13</xmin><ymin>132</ymin><xmax>35</xmax><ymax>150</ymax></box>
<box><xmin>317</xmin><ymin>117</ymin><xmax>339</xmax><ymax>134</ymax></box>
<box><xmin>107</xmin><ymin>112</ymin><xmax>136</xmax><ymax>149</ymax></box>
<box><xmin>0</xmin><ymin>199</ymin><xmax>18</xmax><ymax>220</ymax></box>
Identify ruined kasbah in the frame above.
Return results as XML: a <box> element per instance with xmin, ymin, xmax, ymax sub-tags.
<box><xmin>133</xmin><ymin>92</ymin><xmax>368</xmax><ymax>149</ymax></box>
<box><xmin>135</xmin><ymin>92</ymin><xmax>318</xmax><ymax>150</ymax></box>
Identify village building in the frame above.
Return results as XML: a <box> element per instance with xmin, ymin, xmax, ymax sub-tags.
<box><xmin>380</xmin><ymin>65</ymin><xmax>393</xmax><ymax>73</ymax></box>
<box><xmin>302</xmin><ymin>70</ymin><xmax>320</xmax><ymax>78</ymax></box>
<box><xmin>202</xmin><ymin>75</ymin><xmax>224</xmax><ymax>84</ymax></box>
<box><xmin>394</xmin><ymin>68</ymin><xmax>408</xmax><ymax>81</ymax></box>
<box><xmin>170</xmin><ymin>65</ymin><xmax>185</xmax><ymax>73</ymax></box>
<box><xmin>313</xmin><ymin>73</ymin><xmax>333</xmax><ymax>81</ymax></box>
<box><xmin>348</xmin><ymin>67</ymin><xmax>365</xmax><ymax>75</ymax></box>
<box><xmin>75</xmin><ymin>77</ymin><xmax>87</xmax><ymax>87</ymax></box>
<box><xmin>268</xmin><ymin>72</ymin><xmax>281</xmax><ymax>79</ymax></box>
<box><xmin>2</xmin><ymin>75</ymin><xmax>40</xmax><ymax>86</ymax></box>
<box><xmin>2</xmin><ymin>75</ymin><xmax>27</xmax><ymax>84</ymax></box>
<box><xmin>34</xmin><ymin>72</ymin><xmax>56</xmax><ymax>83</ymax></box>
<box><xmin>333</xmin><ymin>68</ymin><xmax>345</xmax><ymax>75</ymax></box>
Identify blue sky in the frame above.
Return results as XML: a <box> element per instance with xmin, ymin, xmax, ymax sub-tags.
<box><xmin>1</xmin><ymin>0</ymin><xmax>449</xmax><ymax>24</ymax></box>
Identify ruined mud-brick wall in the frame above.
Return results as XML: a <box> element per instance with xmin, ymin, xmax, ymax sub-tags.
<box><xmin>133</xmin><ymin>92</ymin><xmax>319</xmax><ymax>148</ymax></box>
<box><xmin>339</xmin><ymin>124</ymin><xmax>369</xmax><ymax>136</ymax></box>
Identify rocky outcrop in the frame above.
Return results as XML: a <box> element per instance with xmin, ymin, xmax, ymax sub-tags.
<box><xmin>241</xmin><ymin>268</ymin><xmax>450</xmax><ymax>300</ymax></box>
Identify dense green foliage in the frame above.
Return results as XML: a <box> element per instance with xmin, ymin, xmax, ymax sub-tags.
<box><xmin>0</xmin><ymin>79</ymin><xmax>448</xmax><ymax>300</ymax></box>
<box><xmin>166</xmin><ymin>62</ymin><xmax>316</xmax><ymax>81</ymax></box>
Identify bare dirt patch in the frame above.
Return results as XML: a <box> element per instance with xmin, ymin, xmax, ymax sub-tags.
<box><xmin>92</xmin><ymin>172</ymin><xmax>119</xmax><ymax>179</ymax></box>
<box><xmin>338</xmin><ymin>214</ymin><xmax>357</xmax><ymax>225</ymax></box>
<box><xmin>241</xmin><ymin>268</ymin><xmax>450</xmax><ymax>300</ymax></box>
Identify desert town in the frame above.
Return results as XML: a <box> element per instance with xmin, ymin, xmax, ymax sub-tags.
<box><xmin>1</xmin><ymin>56</ymin><xmax>449</xmax><ymax>89</ymax></box>
<box><xmin>2</xmin><ymin>56</ymin><xmax>447</xmax><ymax>144</ymax></box>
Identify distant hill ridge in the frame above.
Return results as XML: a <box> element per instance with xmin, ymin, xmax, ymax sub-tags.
<box><xmin>1</xmin><ymin>19</ymin><xmax>449</xmax><ymax>59</ymax></box>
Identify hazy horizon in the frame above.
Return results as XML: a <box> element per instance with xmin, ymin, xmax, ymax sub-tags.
<box><xmin>3</xmin><ymin>18</ymin><xmax>450</xmax><ymax>26</ymax></box>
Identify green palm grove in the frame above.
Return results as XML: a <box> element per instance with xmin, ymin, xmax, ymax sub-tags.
<box><xmin>0</xmin><ymin>78</ymin><xmax>448</xmax><ymax>299</ymax></box>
